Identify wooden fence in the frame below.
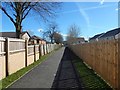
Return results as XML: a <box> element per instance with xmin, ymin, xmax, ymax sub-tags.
<box><xmin>0</xmin><ymin>37</ymin><xmax>61</xmax><ymax>80</ymax></box>
<box><xmin>70</xmin><ymin>39</ymin><xmax>120</xmax><ymax>89</ymax></box>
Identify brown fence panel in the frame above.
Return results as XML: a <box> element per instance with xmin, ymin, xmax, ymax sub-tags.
<box><xmin>70</xmin><ymin>39</ymin><xmax>119</xmax><ymax>89</ymax></box>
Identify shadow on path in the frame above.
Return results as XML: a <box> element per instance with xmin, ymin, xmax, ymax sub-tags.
<box><xmin>51</xmin><ymin>47</ymin><xmax>82</xmax><ymax>89</ymax></box>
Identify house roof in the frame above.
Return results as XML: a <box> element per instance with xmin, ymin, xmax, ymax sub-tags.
<box><xmin>30</xmin><ymin>35</ymin><xmax>43</xmax><ymax>41</ymax></box>
<box><xmin>0</xmin><ymin>32</ymin><xmax>17</xmax><ymax>38</ymax></box>
<box><xmin>21</xmin><ymin>31</ymin><xmax>31</xmax><ymax>37</ymax></box>
<box><xmin>77</xmin><ymin>37</ymin><xmax>85</xmax><ymax>41</ymax></box>
<box><xmin>89</xmin><ymin>33</ymin><xmax>105</xmax><ymax>41</ymax></box>
<box><xmin>99</xmin><ymin>28</ymin><xmax>120</xmax><ymax>38</ymax></box>
<box><xmin>0</xmin><ymin>31</ymin><xmax>31</xmax><ymax>38</ymax></box>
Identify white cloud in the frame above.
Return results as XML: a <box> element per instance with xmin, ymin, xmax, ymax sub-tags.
<box><xmin>100</xmin><ymin>0</ymin><xmax>105</xmax><ymax>5</ymax></box>
<box><xmin>115</xmin><ymin>8</ymin><xmax>120</xmax><ymax>11</ymax></box>
<box><xmin>57</xmin><ymin>4</ymin><xmax>114</xmax><ymax>14</ymax></box>
<box><xmin>61</xmin><ymin>33</ymin><xmax>68</xmax><ymax>37</ymax></box>
<box><xmin>84</xmin><ymin>4</ymin><xmax>114</xmax><ymax>11</ymax></box>
<box><xmin>79</xmin><ymin>8</ymin><xmax>90</xmax><ymax>26</ymax></box>
<box><xmin>38</xmin><ymin>28</ymin><xmax>43</xmax><ymax>32</ymax></box>
<box><xmin>76</xmin><ymin>3</ymin><xmax>90</xmax><ymax>31</ymax></box>
<box><xmin>115</xmin><ymin>8</ymin><xmax>118</xmax><ymax>10</ymax></box>
<box><xmin>57</xmin><ymin>10</ymin><xmax>78</xmax><ymax>14</ymax></box>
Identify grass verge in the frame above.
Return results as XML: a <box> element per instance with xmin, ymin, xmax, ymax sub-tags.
<box><xmin>0</xmin><ymin>49</ymin><xmax>58</xmax><ymax>89</ymax></box>
<box><xmin>73</xmin><ymin>59</ymin><xmax>113</xmax><ymax>89</ymax></box>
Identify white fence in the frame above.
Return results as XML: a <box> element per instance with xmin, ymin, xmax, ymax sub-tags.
<box><xmin>0</xmin><ymin>37</ymin><xmax>61</xmax><ymax>80</ymax></box>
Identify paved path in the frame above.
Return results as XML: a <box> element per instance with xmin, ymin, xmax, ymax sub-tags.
<box><xmin>51</xmin><ymin>47</ymin><xmax>82</xmax><ymax>89</ymax></box>
<box><xmin>9</xmin><ymin>47</ymin><xmax>65</xmax><ymax>88</ymax></box>
<box><xmin>9</xmin><ymin>47</ymin><xmax>82</xmax><ymax>89</ymax></box>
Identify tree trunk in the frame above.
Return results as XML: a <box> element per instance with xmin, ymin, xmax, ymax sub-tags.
<box><xmin>15</xmin><ymin>23</ymin><xmax>22</xmax><ymax>38</ymax></box>
<box><xmin>15</xmin><ymin>3</ymin><xmax>22</xmax><ymax>38</ymax></box>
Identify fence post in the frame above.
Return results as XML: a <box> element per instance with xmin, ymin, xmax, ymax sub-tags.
<box><xmin>43</xmin><ymin>44</ymin><xmax>45</xmax><ymax>55</ymax></box>
<box><xmin>46</xmin><ymin>44</ymin><xmax>48</xmax><ymax>54</ymax></box>
<box><xmin>39</xmin><ymin>45</ymin><xmax>41</xmax><ymax>59</ymax></box>
<box><xmin>49</xmin><ymin>44</ymin><xmax>51</xmax><ymax>52</ymax></box>
<box><xmin>45</xmin><ymin>44</ymin><xmax>46</xmax><ymax>54</ymax></box>
<box><xmin>5</xmin><ymin>38</ymin><xmax>9</xmax><ymax>77</ymax></box>
<box><xmin>25</xmin><ymin>40</ymin><xmax>28</xmax><ymax>67</ymax></box>
<box><xmin>48</xmin><ymin>44</ymin><xmax>49</xmax><ymax>53</ymax></box>
<box><xmin>34</xmin><ymin>40</ymin><xmax>36</xmax><ymax>62</ymax></box>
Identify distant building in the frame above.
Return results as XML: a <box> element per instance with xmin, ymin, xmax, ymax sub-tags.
<box><xmin>68</xmin><ymin>37</ymin><xmax>85</xmax><ymax>45</ymax></box>
<box><xmin>99</xmin><ymin>28</ymin><xmax>120</xmax><ymax>40</ymax></box>
<box><xmin>0</xmin><ymin>31</ymin><xmax>31</xmax><ymax>40</ymax></box>
<box><xmin>89</xmin><ymin>28</ymin><xmax>120</xmax><ymax>42</ymax></box>
<box><xmin>63</xmin><ymin>41</ymin><xmax>68</xmax><ymax>46</ymax></box>
<box><xmin>29</xmin><ymin>35</ymin><xmax>46</xmax><ymax>45</ymax></box>
<box><xmin>75</xmin><ymin>37</ymin><xmax>85</xmax><ymax>44</ymax></box>
<box><xmin>89</xmin><ymin>33</ymin><xmax>105</xmax><ymax>42</ymax></box>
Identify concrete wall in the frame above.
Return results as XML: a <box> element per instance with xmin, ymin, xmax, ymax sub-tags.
<box><xmin>47</xmin><ymin>44</ymin><xmax>50</xmax><ymax>53</ymax></box>
<box><xmin>9</xmin><ymin>51</ymin><xmax>25</xmax><ymax>75</ymax></box>
<box><xmin>0</xmin><ymin>56</ymin><xmax>6</xmax><ymax>80</ymax></box>
<box><xmin>40</xmin><ymin>45</ymin><xmax>44</xmax><ymax>56</ymax></box>
<box><xmin>0</xmin><ymin>37</ymin><xmax>61</xmax><ymax>80</ymax></box>
<box><xmin>27</xmin><ymin>54</ymin><xmax>34</xmax><ymax>66</ymax></box>
<box><xmin>36</xmin><ymin>52</ymin><xmax>39</xmax><ymax>61</ymax></box>
<box><xmin>44</xmin><ymin>44</ymin><xmax>47</xmax><ymax>55</ymax></box>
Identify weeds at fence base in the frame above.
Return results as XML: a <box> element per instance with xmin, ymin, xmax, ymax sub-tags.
<box><xmin>73</xmin><ymin>59</ymin><xmax>113</xmax><ymax>89</ymax></box>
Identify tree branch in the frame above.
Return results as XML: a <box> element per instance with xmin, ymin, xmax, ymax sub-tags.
<box><xmin>9</xmin><ymin>2</ymin><xmax>16</xmax><ymax>11</ymax></box>
<box><xmin>22</xmin><ymin>8</ymin><xmax>31</xmax><ymax>20</ymax></box>
<box><xmin>0</xmin><ymin>7</ymin><xmax>15</xmax><ymax>25</ymax></box>
<box><xmin>22</xmin><ymin>2</ymin><xmax>37</xmax><ymax>21</ymax></box>
<box><xmin>22</xmin><ymin>2</ymin><xmax>31</xmax><ymax>14</ymax></box>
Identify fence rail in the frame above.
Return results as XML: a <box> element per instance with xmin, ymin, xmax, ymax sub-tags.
<box><xmin>28</xmin><ymin>45</ymin><xmax>34</xmax><ymax>55</ymax></box>
<box><xmin>0</xmin><ymin>38</ymin><xmax>5</xmax><ymax>55</ymax></box>
<box><xmin>0</xmin><ymin>37</ymin><xmax>61</xmax><ymax>80</ymax></box>
<box><xmin>70</xmin><ymin>39</ymin><xmax>120</xmax><ymax>89</ymax></box>
<box><xmin>9</xmin><ymin>40</ymin><xmax>25</xmax><ymax>51</ymax></box>
<box><xmin>35</xmin><ymin>45</ymin><xmax>39</xmax><ymax>53</ymax></box>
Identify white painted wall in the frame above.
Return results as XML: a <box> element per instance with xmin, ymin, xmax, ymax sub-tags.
<box><xmin>115</xmin><ymin>33</ymin><xmax>120</xmax><ymax>39</ymax></box>
<box><xmin>22</xmin><ymin>33</ymin><xmax>30</xmax><ymax>40</ymax></box>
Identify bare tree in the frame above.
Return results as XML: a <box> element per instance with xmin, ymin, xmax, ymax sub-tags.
<box><xmin>0</xmin><ymin>2</ymin><xmax>61</xmax><ymax>38</ymax></box>
<box><xmin>53</xmin><ymin>32</ymin><xmax>63</xmax><ymax>44</ymax></box>
<box><xmin>66</xmin><ymin>24</ymin><xmax>81</xmax><ymax>44</ymax></box>
<box><xmin>43</xmin><ymin>22</ymin><xmax>59</xmax><ymax>43</ymax></box>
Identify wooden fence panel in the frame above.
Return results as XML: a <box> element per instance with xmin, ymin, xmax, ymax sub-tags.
<box><xmin>70</xmin><ymin>39</ymin><xmax>119</xmax><ymax>89</ymax></box>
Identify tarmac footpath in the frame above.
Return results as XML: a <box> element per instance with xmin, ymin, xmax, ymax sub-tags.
<box><xmin>8</xmin><ymin>47</ymin><xmax>65</xmax><ymax>88</ymax></box>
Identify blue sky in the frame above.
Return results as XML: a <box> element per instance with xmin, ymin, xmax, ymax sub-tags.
<box><xmin>1</xmin><ymin>2</ymin><xmax>118</xmax><ymax>40</ymax></box>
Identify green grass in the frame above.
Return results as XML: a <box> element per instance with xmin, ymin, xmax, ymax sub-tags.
<box><xmin>0</xmin><ymin>50</ymin><xmax>56</xmax><ymax>89</ymax></box>
<box><xmin>73</xmin><ymin>59</ymin><xmax>113</xmax><ymax>89</ymax></box>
